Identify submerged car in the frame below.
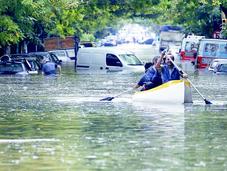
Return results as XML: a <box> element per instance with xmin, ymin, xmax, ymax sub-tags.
<box><xmin>29</xmin><ymin>52</ymin><xmax>62</xmax><ymax>66</ymax></box>
<box><xmin>10</xmin><ymin>54</ymin><xmax>40</xmax><ymax>74</ymax></box>
<box><xmin>0</xmin><ymin>61</ymin><xmax>28</xmax><ymax>75</ymax></box>
<box><xmin>49</xmin><ymin>49</ymin><xmax>74</xmax><ymax>62</ymax></box>
<box><xmin>208</xmin><ymin>59</ymin><xmax>227</xmax><ymax>72</ymax></box>
<box><xmin>213</xmin><ymin>63</ymin><xmax>227</xmax><ymax>74</ymax></box>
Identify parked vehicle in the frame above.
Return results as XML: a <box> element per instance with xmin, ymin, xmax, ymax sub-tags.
<box><xmin>0</xmin><ymin>54</ymin><xmax>39</xmax><ymax>75</ymax></box>
<box><xmin>208</xmin><ymin>58</ymin><xmax>227</xmax><ymax>71</ymax></box>
<box><xmin>76</xmin><ymin>47</ymin><xmax>144</xmax><ymax>72</ymax></box>
<box><xmin>138</xmin><ymin>38</ymin><xmax>154</xmax><ymax>45</ymax></box>
<box><xmin>10</xmin><ymin>54</ymin><xmax>40</xmax><ymax>74</ymax></box>
<box><xmin>208</xmin><ymin>59</ymin><xmax>227</xmax><ymax>75</ymax></box>
<box><xmin>213</xmin><ymin>63</ymin><xmax>227</xmax><ymax>74</ymax></box>
<box><xmin>196</xmin><ymin>39</ymin><xmax>227</xmax><ymax>68</ymax></box>
<box><xmin>80</xmin><ymin>41</ymin><xmax>96</xmax><ymax>47</ymax></box>
<box><xmin>29</xmin><ymin>52</ymin><xmax>62</xmax><ymax>66</ymax></box>
<box><xmin>65</xmin><ymin>49</ymin><xmax>75</xmax><ymax>60</ymax></box>
<box><xmin>0</xmin><ymin>61</ymin><xmax>28</xmax><ymax>75</ymax></box>
<box><xmin>158</xmin><ymin>25</ymin><xmax>184</xmax><ymax>52</ymax></box>
<box><xmin>180</xmin><ymin>35</ymin><xmax>205</xmax><ymax>61</ymax></box>
<box><xmin>49</xmin><ymin>49</ymin><xmax>73</xmax><ymax>62</ymax></box>
<box><xmin>43</xmin><ymin>36</ymin><xmax>75</xmax><ymax>51</ymax></box>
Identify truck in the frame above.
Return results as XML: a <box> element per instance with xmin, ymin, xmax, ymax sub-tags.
<box><xmin>159</xmin><ymin>25</ymin><xmax>185</xmax><ymax>53</ymax></box>
<box><xmin>43</xmin><ymin>36</ymin><xmax>80</xmax><ymax>62</ymax></box>
<box><xmin>43</xmin><ymin>36</ymin><xmax>75</xmax><ymax>51</ymax></box>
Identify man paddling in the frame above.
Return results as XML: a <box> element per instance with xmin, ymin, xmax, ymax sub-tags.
<box><xmin>134</xmin><ymin>54</ymin><xmax>164</xmax><ymax>91</ymax></box>
<box><xmin>135</xmin><ymin>51</ymin><xmax>187</xmax><ymax>91</ymax></box>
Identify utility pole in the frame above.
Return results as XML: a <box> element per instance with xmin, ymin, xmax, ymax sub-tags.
<box><xmin>74</xmin><ymin>35</ymin><xmax>80</xmax><ymax>71</ymax></box>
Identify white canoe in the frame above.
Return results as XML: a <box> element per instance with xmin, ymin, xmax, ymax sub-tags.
<box><xmin>132</xmin><ymin>80</ymin><xmax>193</xmax><ymax>104</ymax></box>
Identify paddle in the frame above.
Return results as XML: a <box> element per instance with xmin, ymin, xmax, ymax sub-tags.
<box><xmin>167</xmin><ymin>56</ymin><xmax>212</xmax><ymax>105</ymax></box>
<box><xmin>100</xmin><ymin>88</ymin><xmax>134</xmax><ymax>101</ymax></box>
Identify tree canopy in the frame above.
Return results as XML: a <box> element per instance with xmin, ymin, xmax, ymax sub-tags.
<box><xmin>0</xmin><ymin>0</ymin><xmax>226</xmax><ymax>50</ymax></box>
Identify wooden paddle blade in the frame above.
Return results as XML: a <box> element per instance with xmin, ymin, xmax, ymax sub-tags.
<box><xmin>100</xmin><ymin>97</ymin><xmax>114</xmax><ymax>101</ymax></box>
<box><xmin>204</xmin><ymin>99</ymin><xmax>212</xmax><ymax>105</ymax></box>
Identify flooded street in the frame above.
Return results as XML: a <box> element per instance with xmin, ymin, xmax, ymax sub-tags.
<box><xmin>0</xmin><ymin>46</ymin><xmax>227</xmax><ymax>170</ymax></box>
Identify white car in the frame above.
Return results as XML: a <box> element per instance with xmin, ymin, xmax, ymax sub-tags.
<box><xmin>49</xmin><ymin>49</ymin><xmax>74</xmax><ymax>62</ymax></box>
<box><xmin>208</xmin><ymin>59</ymin><xmax>227</xmax><ymax>71</ymax></box>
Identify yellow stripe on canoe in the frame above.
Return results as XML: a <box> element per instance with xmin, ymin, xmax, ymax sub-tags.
<box><xmin>135</xmin><ymin>79</ymin><xmax>190</xmax><ymax>94</ymax></box>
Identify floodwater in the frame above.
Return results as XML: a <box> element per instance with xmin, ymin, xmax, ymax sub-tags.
<box><xmin>1</xmin><ymin>45</ymin><xmax>227</xmax><ymax>171</ymax></box>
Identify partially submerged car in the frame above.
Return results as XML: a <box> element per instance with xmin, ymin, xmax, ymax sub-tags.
<box><xmin>208</xmin><ymin>59</ymin><xmax>227</xmax><ymax>71</ymax></box>
<box><xmin>0</xmin><ymin>61</ymin><xmax>28</xmax><ymax>75</ymax></box>
<box><xmin>213</xmin><ymin>63</ymin><xmax>227</xmax><ymax>74</ymax></box>
<box><xmin>49</xmin><ymin>49</ymin><xmax>74</xmax><ymax>62</ymax></box>
<box><xmin>29</xmin><ymin>52</ymin><xmax>62</xmax><ymax>66</ymax></box>
<box><xmin>10</xmin><ymin>54</ymin><xmax>40</xmax><ymax>74</ymax></box>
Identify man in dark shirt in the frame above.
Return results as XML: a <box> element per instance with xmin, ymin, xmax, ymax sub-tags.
<box><xmin>41</xmin><ymin>58</ymin><xmax>61</xmax><ymax>76</ymax></box>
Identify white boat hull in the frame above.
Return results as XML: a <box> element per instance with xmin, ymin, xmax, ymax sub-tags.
<box><xmin>132</xmin><ymin>80</ymin><xmax>193</xmax><ymax>104</ymax></box>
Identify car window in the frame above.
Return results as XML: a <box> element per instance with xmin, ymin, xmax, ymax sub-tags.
<box><xmin>12</xmin><ymin>63</ymin><xmax>24</xmax><ymax>72</ymax></box>
<box><xmin>66</xmin><ymin>49</ymin><xmax>75</xmax><ymax>58</ymax></box>
<box><xmin>106</xmin><ymin>54</ymin><xmax>122</xmax><ymax>67</ymax></box>
<box><xmin>119</xmin><ymin>54</ymin><xmax>143</xmax><ymax>65</ymax></box>
<box><xmin>203</xmin><ymin>43</ymin><xmax>218</xmax><ymax>57</ymax></box>
<box><xmin>51</xmin><ymin>51</ymin><xmax>66</xmax><ymax>58</ymax></box>
<box><xmin>219</xmin><ymin>44</ymin><xmax>227</xmax><ymax>57</ymax></box>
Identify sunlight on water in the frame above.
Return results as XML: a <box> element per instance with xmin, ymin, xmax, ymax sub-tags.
<box><xmin>0</xmin><ymin>139</ymin><xmax>59</xmax><ymax>144</ymax></box>
<box><xmin>0</xmin><ymin>49</ymin><xmax>227</xmax><ymax>170</ymax></box>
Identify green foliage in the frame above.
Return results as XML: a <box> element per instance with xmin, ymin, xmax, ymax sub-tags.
<box><xmin>170</xmin><ymin>0</ymin><xmax>224</xmax><ymax>37</ymax></box>
<box><xmin>80</xmin><ymin>33</ymin><xmax>95</xmax><ymax>41</ymax></box>
<box><xmin>0</xmin><ymin>15</ymin><xmax>23</xmax><ymax>47</ymax></box>
<box><xmin>0</xmin><ymin>0</ymin><xmax>226</xmax><ymax>49</ymax></box>
<box><xmin>32</xmin><ymin>0</ymin><xmax>84</xmax><ymax>38</ymax></box>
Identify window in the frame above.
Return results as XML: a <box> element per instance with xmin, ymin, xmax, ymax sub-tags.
<box><xmin>119</xmin><ymin>54</ymin><xmax>143</xmax><ymax>65</ymax></box>
<box><xmin>106</xmin><ymin>54</ymin><xmax>122</xmax><ymax>67</ymax></box>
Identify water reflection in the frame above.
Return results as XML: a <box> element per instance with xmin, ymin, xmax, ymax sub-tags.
<box><xmin>0</xmin><ymin>56</ymin><xmax>227</xmax><ymax>170</ymax></box>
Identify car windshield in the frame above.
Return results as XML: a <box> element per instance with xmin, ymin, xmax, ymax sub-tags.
<box><xmin>119</xmin><ymin>54</ymin><xmax>143</xmax><ymax>65</ymax></box>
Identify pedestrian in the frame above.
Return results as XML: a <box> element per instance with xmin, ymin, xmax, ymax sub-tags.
<box><xmin>41</xmin><ymin>57</ymin><xmax>61</xmax><ymax>76</ymax></box>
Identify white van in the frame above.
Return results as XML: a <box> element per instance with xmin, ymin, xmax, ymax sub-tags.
<box><xmin>76</xmin><ymin>47</ymin><xmax>144</xmax><ymax>72</ymax></box>
<box><xmin>180</xmin><ymin>35</ymin><xmax>205</xmax><ymax>61</ymax></box>
<box><xmin>196</xmin><ymin>39</ymin><xmax>227</xmax><ymax>68</ymax></box>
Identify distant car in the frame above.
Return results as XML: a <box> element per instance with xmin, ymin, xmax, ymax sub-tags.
<box><xmin>208</xmin><ymin>59</ymin><xmax>227</xmax><ymax>72</ymax></box>
<box><xmin>139</xmin><ymin>38</ymin><xmax>154</xmax><ymax>45</ymax></box>
<box><xmin>80</xmin><ymin>41</ymin><xmax>96</xmax><ymax>47</ymax></box>
<box><xmin>48</xmin><ymin>49</ymin><xmax>73</xmax><ymax>62</ymax></box>
<box><xmin>0</xmin><ymin>61</ymin><xmax>28</xmax><ymax>75</ymax></box>
<box><xmin>213</xmin><ymin>63</ymin><xmax>227</xmax><ymax>74</ymax></box>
